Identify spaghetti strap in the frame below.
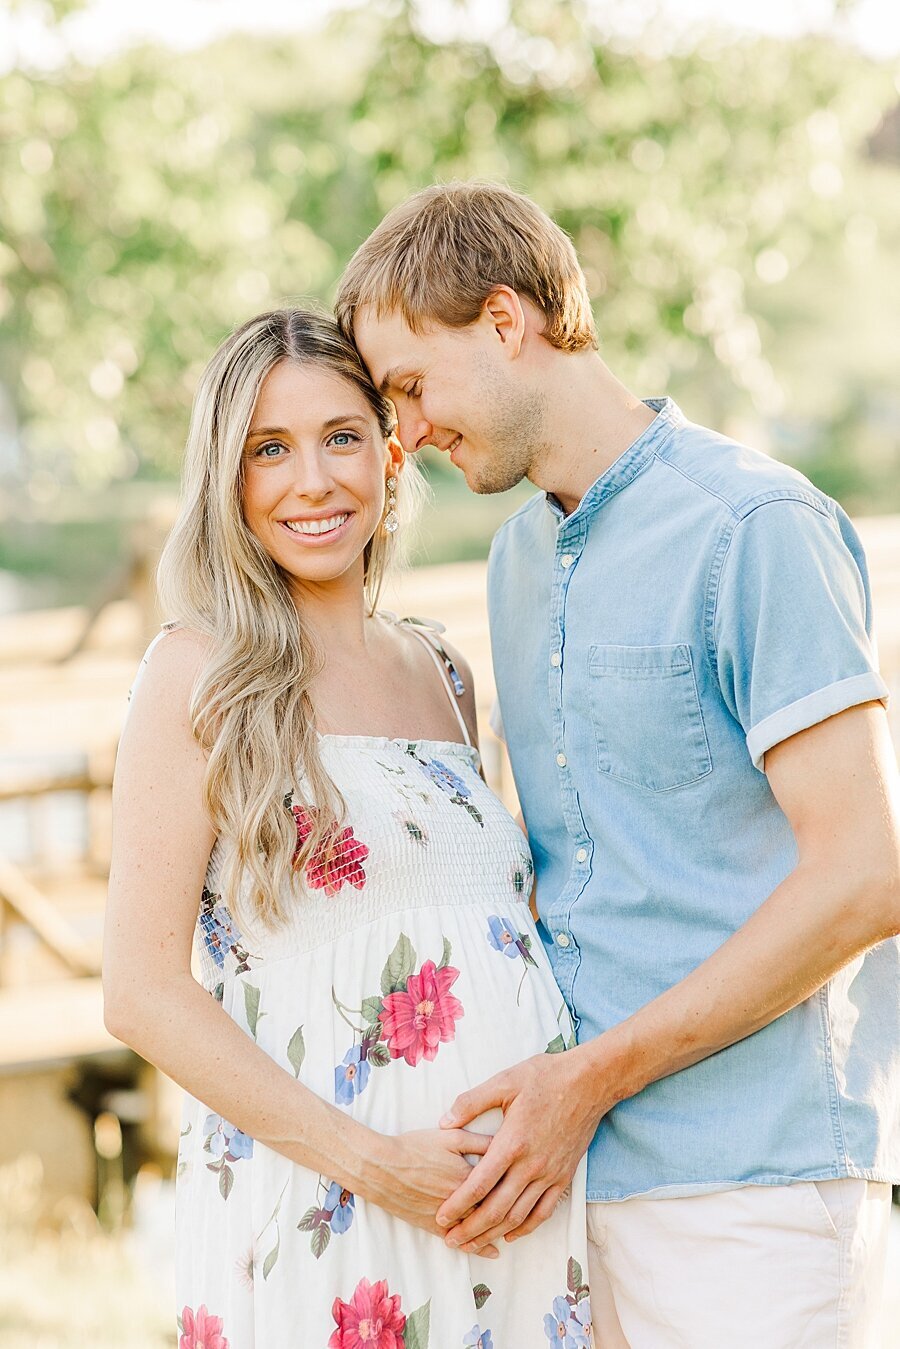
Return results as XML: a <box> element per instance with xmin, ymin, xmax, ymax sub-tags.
<box><xmin>126</xmin><ymin>622</ymin><xmax>179</xmax><ymax>709</ymax></box>
<box><xmin>401</xmin><ymin>622</ymin><xmax>473</xmax><ymax>748</ymax></box>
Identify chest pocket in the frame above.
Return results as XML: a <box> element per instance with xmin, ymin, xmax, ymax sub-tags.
<box><xmin>588</xmin><ymin>643</ymin><xmax>712</xmax><ymax>791</ymax></box>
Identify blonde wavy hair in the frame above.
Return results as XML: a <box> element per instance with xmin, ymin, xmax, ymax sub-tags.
<box><xmin>157</xmin><ymin>308</ymin><xmax>427</xmax><ymax>926</ymax></box>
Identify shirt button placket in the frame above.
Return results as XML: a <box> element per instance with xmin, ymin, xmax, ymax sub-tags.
<box><xmin>552</xmin><ymin>536</ymin><xmax>580</xmax><ymax>969</ymax></box>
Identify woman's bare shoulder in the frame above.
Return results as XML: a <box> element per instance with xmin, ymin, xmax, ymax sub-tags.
<box><xmin>126</xmin><ymin>626</ymin><xmax>214</xmax><ymax>734</ymax></box>
<box><xmin>141</xmin><ymin>624</ymin><xmax>212</xmax><ymax>680</ymax></box>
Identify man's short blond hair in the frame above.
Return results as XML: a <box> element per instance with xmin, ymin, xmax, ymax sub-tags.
<box><xmin>334</xmin><ymin>181</ymin><xmax>597</xmax><ymax>353</ymax></box>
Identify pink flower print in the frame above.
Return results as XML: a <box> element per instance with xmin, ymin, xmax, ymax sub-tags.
<box><xmin>289</xmin><ymin>802</ymin><xmax>369</xmax><ymax>897</ymax></box>
<box><xmin>329</xmin><ymin>1276</ymin><xmax>406</xmax><ymax>1348</ymax></box>
<box><xmin>379</xmin><ymin>959</ymin><xmax>464</xmax><ymax>1067</ymax></box>
<box><xmin>179</xmin><ymin>1304</ymin><xmax>229</xmax><ymax>1349</ymax></box>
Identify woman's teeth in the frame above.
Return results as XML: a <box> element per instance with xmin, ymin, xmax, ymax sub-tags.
<box><xmin>283</xmin><ymin>514</ymin><xmax>348</xmax><ymax>536</ymax></box>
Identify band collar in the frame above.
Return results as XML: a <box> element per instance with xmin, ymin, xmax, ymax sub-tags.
<box><xmin>545</xmin><ymin>397</ymin><xmax>684</xmax><ymax>524</ymax></box>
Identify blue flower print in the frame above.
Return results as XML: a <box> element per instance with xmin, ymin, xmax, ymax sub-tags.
<box><xmin>566</xmin><ymin>1299</ymin><xmax>592</xmax><ymax>1348</ymax></box>
<box><xmin>486</xmin><ymin>913</ymin><xmax>538</xmax><ymax>1005</ymax></box>
<box><xmin>334</xmin><ymin>1044</ymin><xmax>371</xmax><ymax>1106</ymax></box>
<box><xmin>422</xmin><ymin>757</ymin><xmax>470</xmax><ymax>798</ymax></box>
<box><xmin>544</xmin><ymin>1296</ymin><xmax>574</xmax><ymax>1346</ymax></box>
<box><xmin>405</xmin><ymin>745</ymin><xmax>484</xmax><ymax>826</ymax></box>
<box><xmin>323</xmin><ymin>1180</ymin><xmax>356</xmax><ymax>1234</ymax></box>
<box><xmin>463</xmin><ymin>1327</ymin><xmax>494</xmax><ymax>1349</ymax></box>
<box><xmin>297</xmin><ymin>1176</ymin><xmax>357</xmax><ymax>1257</ymax></box>
<box><xmin>202</xmin><ymin>1112</ymin><xmax>254</xmax><ymax>1200</ymax></box>
<box><xmin>200</xmin><ymin>901</ymin><xmax>241</xmax><ymax>969</ymax></box>
<box><xmin>487</xmin><ymin>914</ymin><xmax>522</xmax><ymax>959</ymax></box>
<box><xmin>204</xmin><ymin>1113</ymin><xmax>254</xmax><ymax>1161</ymax></box>
<box><xmin>544</xmin><ymin>1294</ymin><xmax>592</xmax><ymax>1348</ymax></box>
<box><xmin>198</xmin><ymin>887</ymin><xmax>257</xmax><ymax>975</ymax></box>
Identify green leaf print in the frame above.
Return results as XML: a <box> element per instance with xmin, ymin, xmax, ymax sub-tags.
<box><xmin>367</xmin><ymin>1040</ymin><xmax>391</xmax><ymax>1067</ymax></box>
<box><xmin>545</xmin><ymin>1034</ymin><xmax>567</xmax><ymax>1054</ymax></box>
<box><xmin>361</xmin><ymin>995</ymin><xmax>384</xmax><ymax>1025</ymax></box>
<box><xmin>567</xmin><ymin>1257</ymin><xmax>585</xmax><ymax>1296</ymax></box>
<box><xmin>405</xmin><ymin>1299</ymin><xmax>431</xmax><ymax>1349</ymax></box>
<box><xmin>219</xmin><ymin>1164</ymin><xmax>234</xmax><ymax>1201</ymax></box>
<box><xmin>297</xmin><ymin>1206</ymin><xmax>319</xmax><ymax>1232</ymax></box>
<box><xmin>380</xmin><ymin>933</ymin><xmax>416</xmax><ymax>996</ymax></box>
<box><xmin>437</xmin><ymin>936</ymin><xmax>452</xmax><ymax>970</ymax></box>
<box><xmin>262</xmin><ymin>1229</ymin><xmax>280</xmax><ymax>1280</ymax></box>
<box><xmin>460</xmin><ymin>798</ymin><xmax>484</xmax><ymax>827</ymax></box>
<box><xmin>311</xmin><ymin>1223</ymin><xmax>331</xmax><ymax>1259</ymax></box>
<box><xmin>243</xmin><ymin>982</ymin><xmax>262</xmax><ymax>1039</ymax></box>
<box><xmin>287</xmin><ymin>1026</ymin><xmax>306</xmax><ymax>1077</ymax></box>
<box><xmin>473</xmin><ymin>1283</ymin><xmax>492</xmax><ymax>1310</ymax></box>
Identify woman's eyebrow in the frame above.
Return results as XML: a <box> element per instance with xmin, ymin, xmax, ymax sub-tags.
<box><xmin>246</xmin><ymin>424</ymin><xmax>291</xmax><ymax>440</ymax></box>
<box><xmin>320</xmin><ymin>413</ymin><xmax>370</xmax><ymax>431</ymax></box>
<box><xmin>246</xmin><ymin>414</ymin><xmax>368</xmax><ymax>440</ymax></box>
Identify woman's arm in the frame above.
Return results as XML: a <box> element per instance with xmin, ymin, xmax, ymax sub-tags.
<box><xmin>103</xmin><ymin>630</ymin><xmax>493</xmax><ymax>1240</ymax></box>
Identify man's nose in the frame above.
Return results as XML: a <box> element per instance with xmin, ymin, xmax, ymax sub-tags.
<box><xmin>396</xmin><ymin>407</ymin><xmax>434</xmax><ymax>454</ymax></box>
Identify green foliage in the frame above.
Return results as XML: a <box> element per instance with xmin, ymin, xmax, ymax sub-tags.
<box><xmin>0</xmin><ymin>0</ymin><xmax>897</xmax><ymax>517</ymax></box>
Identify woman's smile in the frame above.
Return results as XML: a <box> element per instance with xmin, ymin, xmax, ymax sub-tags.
<box><xmin>277</xmin><ymin>511</ymin><xmax>355</xmax><ymax>545</ymax></box>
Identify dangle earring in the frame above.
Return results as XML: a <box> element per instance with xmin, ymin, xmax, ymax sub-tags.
<box><xmin>383</xmin><ymin>476</ymin><xmax>399</xmax><ymax>535</ymax></box>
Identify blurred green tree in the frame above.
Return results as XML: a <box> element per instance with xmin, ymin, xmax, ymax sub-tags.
<box><xmin>0</xmin><ymin>0</ymin><xmax>897</xmax><ymax>499</ymax></box>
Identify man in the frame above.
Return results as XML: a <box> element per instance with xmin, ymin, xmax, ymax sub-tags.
<box><xmin>335</xmin><ymin>181</ymin><xmax>900</xmax><ymax>1346</ymax></box>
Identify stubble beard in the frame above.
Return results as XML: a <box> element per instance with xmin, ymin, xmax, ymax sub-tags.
<box><xmin>464</xmin><ymin>376</ymin><xmax>548</xmax><ymax>496</ymax></box>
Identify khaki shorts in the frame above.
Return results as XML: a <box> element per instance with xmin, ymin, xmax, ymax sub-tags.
<box><xmin>587</xmin><ymin>1178</ymin><xmax>892</xmax><ymax>1348</ymax></box>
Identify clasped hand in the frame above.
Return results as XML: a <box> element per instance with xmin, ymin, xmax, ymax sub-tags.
<box><xmin>365</xmin><ymin>1126</ymin><xmax>504</xmax><ymax>1257</ymax></box>
<box><xmin>434</xmin><ymin>1049</ymin><xmax>599</xmax><ymax>1254</ymax></box>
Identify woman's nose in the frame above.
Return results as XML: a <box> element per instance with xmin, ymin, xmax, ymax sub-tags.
<box><xmin>289</xmin><ymin>450</ymin><xmax>332</xmax><ymax>499</ymax></box>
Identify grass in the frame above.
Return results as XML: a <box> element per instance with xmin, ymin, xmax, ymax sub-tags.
<box><xmin>0</xmin><ymin>1155</ymin><xmax>174</xmax><ymax>1348</ymax></box>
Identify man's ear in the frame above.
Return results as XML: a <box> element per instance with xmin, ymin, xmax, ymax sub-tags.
<box><xmin>481</xmin><ymin>285</ymin><xmax>527</xmax><ymax>358</ymax></box>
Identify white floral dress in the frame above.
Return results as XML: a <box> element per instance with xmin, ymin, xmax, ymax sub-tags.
<box><xmin>159</xmin><ymin>626</ymin><xmax>592</xmax><ymax>1349</ymax></box>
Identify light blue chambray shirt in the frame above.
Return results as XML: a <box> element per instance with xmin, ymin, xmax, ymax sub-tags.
<box><xmin>488</xmin><ymin>397</ymin><xmax>899</xmax><ymax>1202</ymax></box>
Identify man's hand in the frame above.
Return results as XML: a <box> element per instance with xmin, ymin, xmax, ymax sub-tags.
<box><xmin>435</xmin><ymin>1049</ymin><xmax>606</xmax><ymax>1252</ymax></box>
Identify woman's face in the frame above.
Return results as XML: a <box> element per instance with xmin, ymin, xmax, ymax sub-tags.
<box><xmin>241</xmin><ymin>359</ymin><xmax>401</xmax><ymax>595</ymax></box>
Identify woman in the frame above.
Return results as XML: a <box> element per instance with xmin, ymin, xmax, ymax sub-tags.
<box><xmin>104</xmin><ymin>310</ymin><xmax>591</xmax><ymax>1348</ymax></box>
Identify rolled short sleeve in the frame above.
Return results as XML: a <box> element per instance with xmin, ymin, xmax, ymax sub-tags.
<box><xmin>712</xmin><ymin>498</ymin><xmax>889</xmax><ymax>770</ymax></box>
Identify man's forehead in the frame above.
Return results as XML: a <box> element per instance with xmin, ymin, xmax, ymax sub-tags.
<box><xmin>354</xmin><ymin>307</ymin><xmax>430</xmax><ymax>389</ymax></box>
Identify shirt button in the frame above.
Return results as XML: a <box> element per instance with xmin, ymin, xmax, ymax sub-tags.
<box><xmin>550</xmin><ymin>652</ymin><xmax>561</xmax><ymax>667</ymax></box>
<box><xmin>576</xmin><ymin>847</ymin><xmax>588</xmax><ymax>863</ymax></box>
<box><xmin>556</xmin><ymin>932</ymin><xmax>571</xmax><ymax>948</ymax></box>
<box><xmin>556</xmin><ymin>752</ymin><xmax>567</xmax><ymax>767</ymax></box>
<box><xmin>560</xmin><ymin>554</ymin><xmax>574</xmax><ymax>568</ymax></box>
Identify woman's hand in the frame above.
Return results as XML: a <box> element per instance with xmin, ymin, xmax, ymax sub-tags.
<box><xmin>354</xmin><ymin>1127</ymin><xmax>500</xmax><ymax>1256</ymax></box>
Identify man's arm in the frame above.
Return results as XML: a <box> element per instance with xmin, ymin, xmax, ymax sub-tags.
<box><xmin>435</xmin><ymin>701</ymin><xmax>900</xmax><ymax>1251</ymax></box>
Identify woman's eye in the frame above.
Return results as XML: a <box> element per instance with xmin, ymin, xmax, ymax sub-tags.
<box><xmin>253</xmin><ymin>441</ymin><xmax>286</xmax><ymax>459</ymax></box>
<box><xmin>328</xmin><ymin>431</ymin><xmax>360</xmax><ymax>448</ymax></box>
<box><xmin>405</xmin><ymin>382</ymin><xmax>422</xmax><ymax>399</ymax></box>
